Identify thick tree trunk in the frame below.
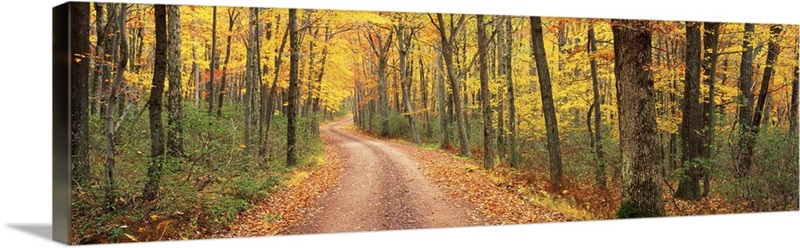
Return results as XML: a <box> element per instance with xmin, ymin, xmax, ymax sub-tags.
<box><xmin>530</xmin><ymin>16</ymin><xmax>563</xmax><ymax>190</ymax></box>
<box><xmin>217</xmin><ymin>8</ymin><xmax>238</xmax><ymax>117</ymax></box>
<box><xmin>70</xmin><ymin>2</ymin><xmax>90</xmax><ymax>186</ymax></box>
<box><xmin>477</xmin><ymin>15</ymin><xmax>494</xmax><ymax>169</ymax></box>
<box><xmin>676</xmin><ymin>22</ymin><xmax>703</xmax><ymax>200</ymax></box>
<box><xmin>207</xmin><ymin>6</ymin><xmax>217</xmax><ymax>115</ymax></box>
<box><xmin>143</xmin><ymin>5</ymin><xmax>167</xmax><ymax>202</ymax></box>
<box><xmin>588</xmin><ymin>22</ymin><xmax>605</xmax><ymax>188</ymax></box>
<box><xmin>287</xmin><ymin>8</ymin><xmax>299</xmax><ymax>166</ymax></box>
<box><xmin>166</xmin><ymin>5</ymin><xmax>184</xmax><ymax>157</ymax></box>
<box><xmin>612</xmin><ymin>19</ymin><xmax>664</xmax><ymax>218</ymax></box>
<box><xmin>734</xmin><ymin>23</ymin><xmax>756</xmax><ymax>178</ymax></box>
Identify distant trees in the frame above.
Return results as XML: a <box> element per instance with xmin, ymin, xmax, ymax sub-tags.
<box><xmin>431</xmin><ymin>14</ymin><xmax>472</xmax><ymax>157</ymax></box>
<box><xmin>612</xmin><ymin>19</ymin><xmax>664</xmax><ymax>218</ymax></box>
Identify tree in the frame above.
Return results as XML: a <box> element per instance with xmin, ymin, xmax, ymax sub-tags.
<box><xmin>477</xmin><ymin>14</ymin><xmax>494</xmax><ymax>169</ymax></box>
<box><xmin>752</xmin><ymin>25</ymin><xmax>784</xmax><ymax>131</ymax></box>
<box><xmin>70</xmin><ymin>2</ymin><xmax>90</xmax><ymax>186</ymax></box>
<box><xmin>675</xmin><ymin>21</ymin><xmax>703</xmax><ymax>200</ymax></box>
<box><xmin>396</xmin><ymin>20</ymin><xmax>421</xmax><ymax>144</ymax></box>
<box><xmin>588</xmin><ymin>21</ymin><xmax>605</xmax><ymax>188</ymax></box>
<box><xmin>217</xmin><ymin>8</ymin><xmax>239</xmax><ymax>117</ymax></box>
<box><xmin>287</xmin><ymin>8</ymin><xmax>299</xmax><ymax>166</ymax></box>
<box><xmin>243</xmin><ymin>8</ymin><xmax>256</xmax><ymax>152</ymax></box>
<box><xmin>612</xmin><ymin>19</ymin><xmax>664</xmax><ymax>218</ymax></box>
<box><xmin>103</xmin><ymin>3</ymin><xmax>128</xmax><ymax>210</ymax></box>
<box><xmin>734</xmin><ymin>23</ymin><xmax>755</xmax><ymax>178</ymax></box>
<box><xmin>700</xmin><ymin>22</ymin><xmax>720</xmax><ymax>197</ymax></box>
<box><xmin>166</xmin><ymin>5</ymin><xmax>184</xmax><ymax>157</ymax></box>
<box><xmin>530</xmin><ymin>16</ymin><xmax>564</xmax><ymax>190</ymax></box>
<box><xmin>429</xmin><ymin>13</ymin><xmax>472</xmax><ymax>157</ymax></box>
<box><xmin>365</xmin><ymin>24</ymin><xmax>393</xmax><ymax>137</ymax></box>
<box><xmin>436</xmin><ymin>51</ymin><xmax>450</xmax><ymax>149</ymax></box>
<box><xmin>143</xmin><ymin>4</ymin><xmax>168</xmax><ymax>202</ymax></box>
<box><xmin>207</xmin><ymin>6</ymin><xmax>218</xmax><ymax>115</ymax></box>
<box><xmin>791</xmin><ymin>53</ymin><xmax>799</xmax><ymax>138</ymax></box>
<box><xmin>504</xmin><ymin>18</ymin><xmax>519</xmax><ymax>168</ymax></box>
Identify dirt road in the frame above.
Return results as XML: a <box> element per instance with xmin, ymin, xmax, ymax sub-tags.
<box><xmin>286</xmin><ymin>117</ymin><xmax>479</xmax><ymax>234</ymax></box>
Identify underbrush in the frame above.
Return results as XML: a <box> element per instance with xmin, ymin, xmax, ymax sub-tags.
<box><xmin>71</xmin><ymin>103</ymin><xmax>324</xmax><ymax>244</ymax></box>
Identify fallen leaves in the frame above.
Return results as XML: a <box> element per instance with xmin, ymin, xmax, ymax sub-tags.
<box><xmin>224</xmin><ymin>133</ymin><xmax>345</xmax><ymax>237</ymax></box>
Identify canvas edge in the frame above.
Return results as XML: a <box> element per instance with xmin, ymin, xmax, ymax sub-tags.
<box><xmin>53</xmin><ymin>1</ymin><xmax>72</xmax><ymax>245</ymax></box>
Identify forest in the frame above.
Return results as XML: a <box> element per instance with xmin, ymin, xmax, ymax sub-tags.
<box><xmin>66</xmin><ymin>2</ymin><xmax>799</xmax><ymax>244</ymax></box>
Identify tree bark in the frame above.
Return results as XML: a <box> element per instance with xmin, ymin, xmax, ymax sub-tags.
<box><xmin>436</xmin><ymin>51</ymin><xmax>450</xmax><ymax>149</ymax></box>
<box><xmin>612</xmin><ymin>19</ymin><xmax>664</xmax><ymax>218</ymax></box>
<box><xmin>530</xmin><ymin>16</ymin><xmax>563</xmax><ymax>190</ymax></box>
<box><xmin>166</xmin><ymin>5</ymin><xmax>184</xmax><ymax>157</ymax></box>
<box><xmin>143</xmin><ymin>5</ymin><xmax>167</xmax><ymax>202</ymax></box>
<box><xmin>287</xmin><ymin>8</ymin><xmax>299</xmax><ymax>166</ymax></box>
<box><xmin>734</xmin><ymin>23</ymin><xmax>756</xmax><ymax>178</ymax></box>
<box><xmin>752</xmin><ymin>25</ymin><xmax>783</xmax><ymax>131</ymax></box>
<box><xmin>588</xmin><ymin>22</ymin><xmax>605</xmax><ymax>188</ymax></box>
<box><xmin>504</xmin><ymin>18</ymin><xmax>519</xmax><ymax>168</ymax></box>
<box><xmin>791</xmin><ymin>53</ymin><xmax>799</xmax><ymax>138</ymax></box>
<box><xmin>103</xmin><ymin>3</ymin><xmax>127</xmax><ymax>210</ymax></box>
<box><xmin>70</xmin><ymin>2</ymin><xmax>90</xmax><ymax>186</ymax></box>
<box><xmin>676</xmin><ymin>22</ymin><xmax>703</xmax><ymax>200</ymax></box>
<box><xmin>397</xmin><ymin>24</ymin><xmax>420</xmax><ymax>144</ymax></box>
<box><xmin>477</xmin><ymin>15</ymin><xmax>494</xmax><ymax>169</ymax></box>
<box><xmin>243</xmin><ymin>8</ymin><xmax>256</xmax><ymax>152</ymax></box>
<box><xmin>700</xmin><ymin>22</ymin><xmax>720</xmax><ymax>197</ymax></box>
<box><xmin>207</xmin><ymin>6</ymin><xmax>217</xmax><ymax>115</ymax></box>
<box><xmin>366</xmin><ymin>27</ymin><xmax>393</xmax><ymax>137</ymax></box>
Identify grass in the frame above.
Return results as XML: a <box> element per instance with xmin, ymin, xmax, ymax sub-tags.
<box><xmin>70</xmin><ymin>102</ymin><xmax>329</xmax><ymax>244</ymax></box>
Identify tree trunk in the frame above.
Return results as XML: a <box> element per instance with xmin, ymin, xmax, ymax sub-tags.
<box><xmin>530</xmin><ymin>16</ymin><xmax>563</xmax><ymax>190</ymax></box>
<box><xmin>70</xmin><ymin>2</ymin><xmax>90</xmax><ymax>186</ymax></box>
<box><xmin>675</xmin><ymin>22</ymin><xmax>703</xmax><ymax>200</ymax></box>
<box><xmin>588</xmin><ymin>22</ymin><xmax>605</xmax><ymax>188</ymax></box>
<box><xmin>701</xmin><ymin>22</ymin><xmax>720</xmax><ymax>197</ymax></box>
<box><xmin>434</xmin><ymin>14</ymin><xmax>471</xmax><ymax>157</ymax></box>
<box><xmin>397</xmin><ymin>24</ymin><xmax>420</xmax><ymax>144</ymax></box>
<box><xmin>477</xmin><ymin>15</ymin><xmax>493</xmax><ymax>169</ymax></box>
<box><xmin>207</xmin><ymin>6</ymin><xmax>217</xmax><ymax>115</ymax></box>
<box><xmin>752</xmin><ymin>25</ymin><xmax>783</xmax><ymax>131</ymax></box>
<box><xmin>143</xmin><ymin>5</ymin><xmax>167</xmax><ymax>202</ymax></box>
<box><xmin>612</xmin><ymin>19</ymin><xmax>664</xmax><ymax>218</ymax></box>
<box><xmin>437</xmin><ymin>52</ymin><xmax>450</xmax><ymax>149</ymax></box>
<box><xmin>505</xmin><ymin>18</ymin><xmax>519</xmax><ymax>168</ymax></box>
<box><xmin>243</xmin><ymin>8</ymin><xmax>256</xmax><ymax>152</ymax></box>
<box><xmin>287</xmin><ymin>8</ymin><xmax>299</xmax><ymax>166</ymax></box>
<box><xmin>192</xmin><ymin>44</ymin><xmax>199</xmax><ymax>108</ymax></box>
<box><xmin>217</xmin><ymin>8</ymin><xmax>238</xmax><ymax>117</ymax></box>
<box><xmin>734</xmin><ymin>23</ymin><xmax>756</xmax><ymax>178</ymax></box>
<box><xmin>166</xmin><ymin>5</ymin><xmax>184</xmax><ymax>157</ymax></box>
<box><xmin>264</xmin><ymin>19</ymin><xmax>290</xmax><ymax>158</ymax></box>
<box><xmin>103</xmin><ymin>3</ymin><xmax>128</xmax><ymax>210</ymax></box>
<box><xmin>791</xmin><ymin>53</ymin><xmax>799</xmax><ymax>138</ymax></box>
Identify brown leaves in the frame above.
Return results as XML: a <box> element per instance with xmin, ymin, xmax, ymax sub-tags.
<box><xmin>224</xmin><ymin>134</ymin><xmax>345</xmax><ymax>237</ymax></box>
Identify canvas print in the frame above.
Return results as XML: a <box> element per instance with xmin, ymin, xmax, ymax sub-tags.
<box><xmin>54</xmin><ymin>1</ymin><xmax>799</xmax><ymax>244</ymax></box>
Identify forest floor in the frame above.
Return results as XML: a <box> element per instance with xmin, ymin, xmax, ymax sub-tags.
<box><xmin>226</xmin><ymin>116</ymin><xmax>768</xmax><ymax>239</ymax></box>
<box><xmin>226</xmin><ymin>117</ymin><xmax>572</xmax><ymax>237</ymax></box>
